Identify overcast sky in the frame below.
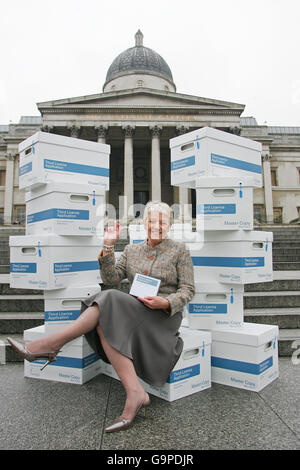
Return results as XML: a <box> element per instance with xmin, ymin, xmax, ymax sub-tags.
<box><xmin>1</xmin><ymin>0</ymin><xmax>299</xmax><ymax>127</ymax></box>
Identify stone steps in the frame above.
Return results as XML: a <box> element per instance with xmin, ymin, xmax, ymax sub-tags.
<box><xmin>243</xmin><ymin>291</ymin><xmax>300</xmax><ymax>309</ymax></box>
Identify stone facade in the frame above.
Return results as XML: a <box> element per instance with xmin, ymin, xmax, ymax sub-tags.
<box><xmin>0</xmin><ymin>33</ymin><xmax>299</xmax><ymax>226</ymax></box>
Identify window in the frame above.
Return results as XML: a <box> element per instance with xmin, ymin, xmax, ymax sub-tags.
<box><xmin>13</xmin><ymin>205</ymin><xmax>26</xmax><ymax>224</ymax></box>
<box><xmin>0</xmin><ymin>209</ymin><xmax>3</xmax><ymax>225</ymax></box>
<box><xmin>254</xmin><ymin>204</ymin><xmax>265</xmax><ymax>223</ymax></box>
<box><xmin>0</xmin><ymin>170</ymin><xmax>6</xmax><ymax>186</ymax></box>
<box><xmin>271</xmin><ymin>169</ymin><xmax>278</xmax><ymax>186</ymax></box>
<box><xmin>273</xmin><ymin>207</ymin><xmax>283</xmax><ymax>224</ymax></box>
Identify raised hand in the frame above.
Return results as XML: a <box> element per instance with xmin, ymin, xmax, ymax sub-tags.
<box><xmin>103</xmin><ymin>221</ymin><xmax>122</xmax><ymax>247</ymax></box>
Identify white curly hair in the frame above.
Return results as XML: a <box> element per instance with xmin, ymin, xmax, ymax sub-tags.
<box><xmin>143</xmin><ymin>201</ymin><xmax>174</xmax><ymax>226</ymax></box>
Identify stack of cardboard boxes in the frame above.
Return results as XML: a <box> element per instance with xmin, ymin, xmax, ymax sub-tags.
<box><xmin>169</xmin><ymin>127</ymin><xmax>279</xmax><ymax>393</ymax></box>
<box><xmin>10</xmin><ymin>131</ymin><xmax>110</xmax><ymax>384</ymax></box>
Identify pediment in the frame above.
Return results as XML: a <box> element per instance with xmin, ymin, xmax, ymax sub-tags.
<box><xmin>37</xmin><ymin>88</ymin><xmax>245</xmax><ymax>112</ymax></box>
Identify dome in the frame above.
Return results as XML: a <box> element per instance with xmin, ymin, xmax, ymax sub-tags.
<box><xmin>103</xmin><ymin>30</ymin><xmax>176</xmax><ymax>92</ymax></box>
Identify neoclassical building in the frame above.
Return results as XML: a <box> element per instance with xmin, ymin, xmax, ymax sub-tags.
<box><xmin>1</xmin><ymin>30</ymin><xmax>300</xmax><ymax>225</ymax></box>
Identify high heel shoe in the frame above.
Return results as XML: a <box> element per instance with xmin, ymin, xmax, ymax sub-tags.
<box><xmin>105</xmin><ymin>394</ymin><xmax>151</xmax><ymax>433</ymax></box>
<box><xmin>7</xmin><ymin>337</ymin><xmax>61</xmax><ymax>371</ymax></box>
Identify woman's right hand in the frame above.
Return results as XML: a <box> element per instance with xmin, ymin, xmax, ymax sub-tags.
<box><xmin>103</xmin><ymin>221</ymin><xmax>122</xmax><ymax>247</ymax></box>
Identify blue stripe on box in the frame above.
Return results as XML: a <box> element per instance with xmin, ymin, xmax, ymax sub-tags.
<box><xmin>171</xmin><ymin>155</ymin><xmax>195</xmax><ymax>171</ymax></box>
<box><xmin>27</xmin><ymin>208</ymin><xmax>89</xmax><ymax>224</ymax></box>
<box><xmin>44</xmin><ymin>159</ymin><xmax>109</xmax><ymax>177</ymax></box>
<box><xmin>33</xmin><ymin>352</ymin><xmax>99</xmax><ymax>369</ymax></box>
<box><xmin>189</xmin><ymin>303</ymin><xmax>228</xmax><ymax>314</ymax></box>
<box><xmin>197</xmin><ymin>204</ymin><xmax>236</xmax><ymax>215</ymax></box>
<box><xmin>19</xmin><ymin>161</ymin><xmax>33</xmax><ymax>176</ymax></box>
<box><xmin>53</xmin><ymin>261</ymin><xmax>99</xmax><ymax>274</ymax></box>
<box><xmin>167</xmin><ymin>364</ymin><xmax>200</xmax><ymax>383</ymax></box>
<box><xmin>211</xmin><ymin>356</ymin><xmax>273</xmax><ymax>375</ymax></box>
<box><xmin>10</xmin><ymin>263</ymin><xmax>37</xmax><ymax>273</ymax></box>
<box><xmin>44</xmin><ymin>310</ymin><xmax>80</xmax><ymax>322</ymax></box>
<box><xmin>211</xmin><ymin>153</ymin><xmax>262</xmax><ymax>175</ymax></box>
<box><xmin>191</xmin><ymin>256</ymin><xmax>265</xmax><ymax>268</ymax></box>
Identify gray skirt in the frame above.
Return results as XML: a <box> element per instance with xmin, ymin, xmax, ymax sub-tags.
<box><xmin>80</xmin><ymin>289</ymin><xmax>183</xmax><ymax>387</ymax></box>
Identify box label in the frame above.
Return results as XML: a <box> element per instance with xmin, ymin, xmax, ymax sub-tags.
<box><xmin>211</xmin><ymin>153</ymin><xmax>262</xmax><ymax>174</ymax></box>
<box><xmin>171</xmin><ymin>156</ymin><xmax>195</xmax><ymax>171</ymax></box>
<box><xmin>27</xmin><ymin>208</ymin><xmax>90</xmax><ymax>224</ymax></box>
<box><xmin>19</xmin><ymin>161</ymin><xmax>32</xmax><ymax>176</ymax></box>
<box><xmin>211</xmin><ymin>355</ymin><xmax>273</xmax><ymax>375</ymax></box>
<box><xmin>53</xmin><ymin>261</ymin><xmax>99</xmax><ymax>273</ymax></box>
<box><xmin>167</xmin><ymin>364</ymin><xmax>200</xmax><ymax>383</ymax></box>
<box><xmin>197</xmin><ymin>204</ymin><xmax>236</xmax><ymax>215</ymax></box>
<box><xmin>189</xmin><ymin>303</ymin><xmax>227</xmax><ymax>314</ymax></box>
<box><xmin>192</xmin><ymin>256</ymin><xmax>265</xmax><ymax>268</ymax></box>
<box><xmin>44</xmin><ymin>159</ymin><xmax>109</xmax><ymax>177</ymax></box>
<box><xmin>10</xmin><ymin>263</ymin><xmax>37</xmax><ymax>273</ymax></box>
<box><xmin>45</xmin><ymin>309</ymin><xmax>80</xmax><ymax>322</ymax></box>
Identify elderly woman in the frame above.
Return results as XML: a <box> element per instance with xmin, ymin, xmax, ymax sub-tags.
<box><xmin>8</xmin><ymin>201</ymin><xmax>195</xmax><ymax>432</ymax></box>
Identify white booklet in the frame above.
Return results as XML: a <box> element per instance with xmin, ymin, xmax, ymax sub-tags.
<box><xmin>129</xmin><ymin>273</ymin><xmax>161</xmax><ymax>298</ymax></box>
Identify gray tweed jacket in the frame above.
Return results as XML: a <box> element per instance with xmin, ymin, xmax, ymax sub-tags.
<box><xmin>98</xmin><ymin>237</ymin><xmax>195</xmax><ymax>316</ymax></box>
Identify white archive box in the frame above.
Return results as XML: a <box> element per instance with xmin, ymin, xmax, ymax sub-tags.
<box><xmin>210</xmin><ymin>322</ymin><xmax>279</xmax><ymax>392</ymax></box>
<box><xmin>169</xmin><ymin>127</ymin><xmax>262</xmax><ymax>188</ymax></box>
<box><xmin>187</xmin><ymin>282</ymin><xmax>244</xmax><ymax>330</ymax></box>
<box><xmin>100</xmin><ymin>327</ymin><xmax>211</xmax><ymax>402</ymax></box>
<box><xmin>44</xmin><ymin>285</ymin><xmax>101</xmax><ymax>333</ymax></box>
<box><xmin>23</xmin><ymin>326</ymin><xmax>102</xmax><ymax>385</ymax></box>
<box><xmin>196</xmin><ymin>177</ymin><xmax>253</xmax><ymax>231</ymax></box>
<box><xmin>129</xmin><ymin>223</ymin><xmax>196</xmax><ymax>244</ymax></box>
<box><xmin>128</xmin><ymin>224</ymin><xmax>146</xmax><ymax>244</ymax></box>
<box><xmin>18</xmin><ymin>131</ymin><xmax>110</xmax><ymax>191</ymax></box>
<box><xmin>187</xmin><ymin>230</ymin><xmax>273</xmax><ymax>284</ymax></box>
<box><xmin>25</xmin><ymin>183</ymin><xmax>106</xmax><ymax>236</ymax></box>
<box><xmin>9</xmin><ymin>235</ymin><xmax>103</xmax><ymax>290</ymax></box>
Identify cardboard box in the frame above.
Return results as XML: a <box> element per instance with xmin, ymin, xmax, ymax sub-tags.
<box><xmin>210</xmin><ymin>322</ymin><xmax>279</xmax><ymax>391</ymax></box>
<box><xmin>169</xmin><ymin>127</ymin><xmax>262</xmax><ymax>188</ymax></box>
<box><xmin>187</xmin><ymin>282</ymin><xmax>244</xmax><ymax>330</ymax></box>
<box><xmin>100</xmin><ymin>327</ymin><xmax>211</xmax><ymax>401</ymax></box>
<box><xmin>23</xmin><ymin>325</ymin><xmax>102</xmax><ymax>384</ymax></box>
<box><xmin>18</xmin><ymin>131</ymin><xmax>110</xmax><ymax>191</ymax></box>
<box><xmin>196</xmin><ymin>177</ymin><xmax>253</xmax><ymax>231</ymax></box>
<box><xmin>129</xmin><ymin>223</ymin><xmax>197</xmax><ymax>244</ymax></box>
<box><xmin>9</xmin><ymin>235</ymin><xmax>103</xmax><ymax>290</ymax></box>
<box><xmin>187</xmin><ymin>230</ymin><xmax>273</xmax><ymax>284</ymax></box>
<box><xmin>25</xmin><ymin>183</ymin><xmax>106</xmax><ymax>236</ymax></box>
<box><xmin>44</xmin><ymin>285</ymin><xmax>101</xmax><ymax>333</ymax></box>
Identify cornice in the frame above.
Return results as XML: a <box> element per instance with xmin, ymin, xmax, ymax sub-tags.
<box><xmin>38</xmin><ymin>106</ymin><xmax>243</xmax><ymax>116</ymax></box>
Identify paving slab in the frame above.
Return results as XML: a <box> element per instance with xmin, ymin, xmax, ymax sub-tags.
<box><xmin>0</xmin><ymin>358</ymin><xmax>299</xmax><ymax>451</ymax></box>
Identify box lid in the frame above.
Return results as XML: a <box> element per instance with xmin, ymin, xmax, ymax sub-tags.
<box><xmin>19</xmin><ymin>131</ymin><xmax>110</xmax><ymax>154</ymax></box>
<box><xmin>211</xmin><ymin>322</ymin><xmax>278</xmax><ymax>347</ymax></box>
<box><xmin>195</xmin><ymin>176</ymin><xmax>257</xmax><ymax>188</ymax></box>
<box><xmin>193</xmin><ymin>282</ymin><xmax>244</xmax><ymax>294</ymax></box>
<box><xmin>202</xmin><ymin>230</ymin><xmax>273</xmax><ymax>243</ymax></box>
<box><xmin>44</xmin><ymin>284</ymin><xmax>100</xmax><ymax>299</ymax></box>
<box><xmin>25</xmin><ymin>182</ymin><xmax>106</xmax><ymax>202</ymax></box>
<box><xmin>179</xmin><ymin>326</ymin><xmax>211</xmax><ymax>345</ymax></box>
<box><xmin>169</xmin><ymin>126</ymin><xmax>262</xmax><ymax>152</ymax></box>
<box><xmin>9</xmin><ymin>234</ymin><xmax>104</xmax><ymax>247</ymax></box>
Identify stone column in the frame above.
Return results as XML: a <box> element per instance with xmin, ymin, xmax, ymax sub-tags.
<box><xmin>175</xmin><ymin>125</ymin><xmax>191</xmax><ymax>222</ymax></box>
<box><xmin>95</xmin><ymin>125</ymin><xmax>109</xmax><ymax>205</ymax></box>
<box><xmin>95</xmin><ymin>125</ymin><xmax>108</xmax><ymax>144</ymax></box>
<box><xmin>122</xmin><ymin>125</ymin><xmax>135</xmax><ymax>220</ymax></box>
<box><xmin>68</xmin><ymin>125</ymin><xmax>81</xmax><ymax>138</ymax></box>
<box><xmin>262</xmin><ymin>150</ymin><xmax>273</xmax><ymax>224</ymax></box>
<box><xmin>4</xmin><ymin>153</ymin><xmax>17</xmax><ymax>225</ymax></box>
<box><xmin>149</xmin><ymin>125</ymin><xmax>162</xmax><ymax>201</ymax></box>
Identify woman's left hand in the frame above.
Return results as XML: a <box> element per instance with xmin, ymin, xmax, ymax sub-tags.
<box><xmin>138</xmin><ymin>296</ymin><xmax>170</xmax><ymax>311</ymax></box>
